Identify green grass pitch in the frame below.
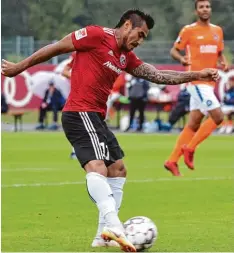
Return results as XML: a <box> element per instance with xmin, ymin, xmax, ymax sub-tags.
<box><xmin>1</xmin><ymin>132</ymin><xmax>234</xmax><ymax>252</ymax></box>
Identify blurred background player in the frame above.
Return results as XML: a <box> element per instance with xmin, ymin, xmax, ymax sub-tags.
<box><xmin>61</xmin><ymin>52</ymin><xmax>78</xmax><ymax>159</ymax></box>
<box><xmin>219</xmin><ymin>76</ymin><xmax>234</xmax><ymax>134</ymax></box>
<box><xmin>125</xmin><ymin>77</ymin><xmax>150</xmax><ymax>132</ymax></box>
<box><xmin>164</xmin><ymin>0</ymin><xmax>229</xmax><ymax>176</ymax></box>
<box><xmin>159</xmin><ymin>87</ymin><xmax>190</xmax><ymax>131</ymax></box>
<box><xmin>105</xmin><ymin>74</ymin><xmax>126</xmax><ymax>121</ymax></box>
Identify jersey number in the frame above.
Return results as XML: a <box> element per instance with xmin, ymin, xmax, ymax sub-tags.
<box><xmin>100</xmin><ymin>142</ymin><xmax>110</xmax><ymax>160</ymax></box>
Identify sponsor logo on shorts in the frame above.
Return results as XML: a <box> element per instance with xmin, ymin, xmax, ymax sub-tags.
<box><xmin>206</xmin><ymin>100</ymin><xmax>213</xmax><ymax>107</ymax></box>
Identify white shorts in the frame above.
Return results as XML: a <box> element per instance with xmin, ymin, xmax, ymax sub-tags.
<box><xmin>186</xmin><ymin>84</ymin><xmax>220</xmax><ymax>114</ymax></box>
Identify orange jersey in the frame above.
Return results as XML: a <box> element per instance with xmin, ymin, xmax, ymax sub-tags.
<box><xmin>174</xmin><ymin>22</ymin><xmax>224</xmax><ymax>86</ymax></box>
<box><xmin>111</xmin><ymin>74</ymin><xmax>125</xmax><ymax>93</ymax></box>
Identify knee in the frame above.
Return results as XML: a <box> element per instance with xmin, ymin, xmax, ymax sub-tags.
<box><xmin>84</xmin><ymin>160</ymin><xmax>107</xmax><ymax>177</ymax></box>
<box><xmin>117</xmin><ymin>163</ymin><xmax>127</xmax><ymax>177</ymax></box>
<box><xmin>213</xmin><ymin>113</ymin><xmax>224</xmax><ymax>125</ymax></box>
<box><xmin>107</xmin><ymin>160</ymin><xmax>127</xmax><ymax>177</ymax></box>
<box><xmin>187</xmin><ymin>121</ymin><xmax>200</xmax><ymax>132</ymax></box>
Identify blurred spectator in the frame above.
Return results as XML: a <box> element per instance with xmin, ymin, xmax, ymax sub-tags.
<box><xmin>36</xmin><ymin>81</ymin><xmax>65</xmax><ymax>130</ymax></box>
<box><xmin>125</xmin><ymin>77</ymin><xmax>150</xmax><ymax>132</ymax></box>
<box><xmin>159</xmin><ymin>88</ymin><xmax>190</xmax><ymax>131</ymax></box>
<box><xmin>219</xmin><ymin>76</ymin><xmax>234</xmax><ymax>134</ymax></box>
<box><xmin>1</xmin><ymin>93</ymin><xmax>9</xmax><ymax>114</ymax></box>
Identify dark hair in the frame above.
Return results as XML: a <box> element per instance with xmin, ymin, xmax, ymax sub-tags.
<box><xmin>49</xmin><ymin>81</ymin><xmax>55</xmax><ymax>87</ymax></box>
<box><xmin>115</xmin><ymin>9</ymin><xmax>154</xmax><ymax>30</ymax></box>
<box><xmin>195</xmin><ymin>0</ymin><xmax>211</xmax><ymax>9</ymax></box>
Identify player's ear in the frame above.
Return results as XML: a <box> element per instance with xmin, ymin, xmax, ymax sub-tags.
<box><xmin>124</xmin><ymin>20</ymin><xmax>132</xmax><ymax>31</ymax></box>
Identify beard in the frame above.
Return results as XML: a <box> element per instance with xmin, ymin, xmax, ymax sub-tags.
<box><xmin>121</xmin><ymin>37</ymin><xmax>131</xmax><ymax>52</ymax></box>
<box><xmin>199</xmin><ymin>14</ymin><xmax>211</xmax><ymax>22</ymax></box>
<box><xmin>120</xmin><ymin>30</ymin><xmax>133</xmax><ymax>52</ymax></box>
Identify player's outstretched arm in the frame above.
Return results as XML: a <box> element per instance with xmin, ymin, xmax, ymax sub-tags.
<box><xmin>130</xmin><ymin>63</ymin><xmax>219</xmax><ymax>85</ymax></box>
<box><xmin>1</xmin><ymin>34</ymin><xmax>75</xmax><ymax>77</ymax></box>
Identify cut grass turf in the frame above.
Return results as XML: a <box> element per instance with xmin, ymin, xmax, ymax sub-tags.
<box><xmin>1</xmin><ymin>132</ymin><xmax>234</xmax><ymax>252</ymax></box>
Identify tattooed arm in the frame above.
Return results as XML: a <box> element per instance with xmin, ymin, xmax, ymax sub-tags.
<box><xmin>129</xmin><ymin>63</ymin><xmax>219</xmax><ymax>85</ymax></box>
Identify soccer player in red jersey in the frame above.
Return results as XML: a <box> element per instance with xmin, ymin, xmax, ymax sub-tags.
<box><xmin>2</xmin><ymin>9</ymin><xmax>219</xmax><ymax>252</ymax></box>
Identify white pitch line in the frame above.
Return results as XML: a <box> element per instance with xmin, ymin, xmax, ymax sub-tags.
<box><xmin>1</xmin><ymin>176</ymin><xmax>233</xmax><ymax>188</ymax></box>
<box><xmin>2</xmin><ymin>165</ymin><xmax>234</xmax><ymax>172</ymax></box>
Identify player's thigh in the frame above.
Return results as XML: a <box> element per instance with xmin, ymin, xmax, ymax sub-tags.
<box><xmin>103</xmin><ymin>124</ymin><xmax>125</xmax><ymax>168</ymax></box>
<box><xmin>187</xmin><ymin>109</ymin><xmax>204</xmax><ymax>131</ymax></box>
<box><xmin>62</xmin><ymin>111</ymin><xmax>107</xmax><ymax>168</ymax></box>
<box><xmin>107</xmin><ymin>159</ymin><xmax>127</xmax><ymax>177</ymax></box>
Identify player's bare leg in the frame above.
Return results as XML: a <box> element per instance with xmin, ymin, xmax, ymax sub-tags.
<box><xmin>183</xmin><ymin>108</ymin><xmax>223</xmax><ymax>169</ymax></box>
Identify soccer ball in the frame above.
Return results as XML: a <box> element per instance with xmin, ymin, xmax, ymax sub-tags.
<box><xmin>124</xmin><ymin>216</ymin><xmax>158</xmax><ymax>251</ymax></box>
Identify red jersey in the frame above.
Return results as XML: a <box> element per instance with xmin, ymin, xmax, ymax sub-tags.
<box><xmin>63</xmin><ymin>25</ymin><xmax>143</xmax><ymax>116</ymax></box>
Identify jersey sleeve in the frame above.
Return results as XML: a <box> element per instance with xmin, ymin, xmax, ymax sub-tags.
<box><xmin>174</xmin><ymin>26</ymin><xmax>190</xmax><ymax>50</ymax></box>
<box><xmin>71</xmin><ymin>26</ymin><xmax>104</xmax><ymax>51</ymax></box>
<box><xmin>126</xmin><ymin>52</ymin><xmax>143</xmax><ymax>72</ymax></box>
<box><xmin>218</xmin><ymin>27</ymin><xmax>224</xmax><ymax>52</ymax></box>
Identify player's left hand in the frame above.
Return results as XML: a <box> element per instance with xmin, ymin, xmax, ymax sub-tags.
<box><xmin>1</xmin><ymin>59</ymin><xmax>21</xmax><ymax>77</ymax></box>
<box><xmin>199</xmin><ymin>68</ymin><xmax>220</xmax><ymax>82</ymax></box>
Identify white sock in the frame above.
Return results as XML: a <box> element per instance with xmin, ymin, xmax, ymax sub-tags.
<box><xmin>94</xmin><ymin>177</ymin><xmax>126</xmax><ymax>238</ymax></box>
<box><xmin>71</xmin><ymin>147</ymin><xmax>75</xmax><ymax>153</ymax></box>
<box><xmin>107</xmin><ymin>177</ymin><xmax>126</xmax><ymax>212</ymax></box>
<box><xmin>86</xmin><ymin>172</ymin><xmax>121</xmax><ymax>229</ymax></box>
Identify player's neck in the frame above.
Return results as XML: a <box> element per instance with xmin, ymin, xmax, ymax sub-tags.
<box><xmin>114</xmin><ymin>29</ymin><xmax>122</xmax><ymax>49</ymax></box>
<box><xmin>197</xmin><ymin>19</ymin><xmax>210</xmax><ymax>26</ymax></box>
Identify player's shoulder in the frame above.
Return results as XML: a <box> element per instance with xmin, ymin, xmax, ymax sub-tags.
<box><xmin>210</xmin><ymin>23</ymin><xmax>223</xmax><ymax>32</ymax></box>
<box><xmin>181</xmin><ymin>22</ymin><xmax>197</xmax><ymax>32</ymax></box>
<box><xmin>73</xmin><ymin>25</ymin><xmax>104</xmax><ymax>41</ymax></box>
<box><xmin>85</xmin><ymin>25</ymin><xmax>105</xmax><ymax>34</ymax></box>
<box><xmin>88</xmin><ymin>25</ymin><xmax>115</xmax><ymax>39</ymax></box>
<box><xmin>102</xmin><ymin>27</ymin><xmax>115</xmax><ymax>37</ymax></box>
